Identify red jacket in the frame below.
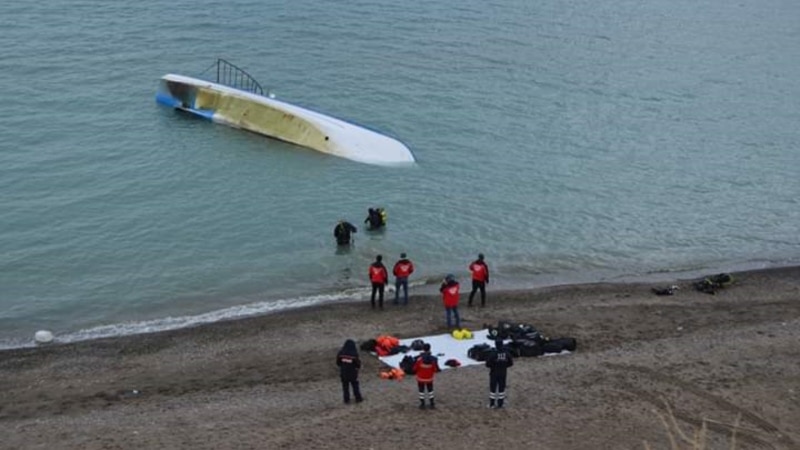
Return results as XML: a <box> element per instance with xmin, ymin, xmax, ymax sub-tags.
<box><xmin>440</xmin><ymin>281</ymin><xmax>460</xmax><ymax>308</ymax></box>
<box><xmin>413</xmin><ymin>353</ymin><xmax>441</xmax><ymax>382</ymax></box>
<box><xmin>393</xmin><ymin>259</ymin><xmax>415</xmax><ymax>278</ymax></box>
<box><xmin>369</xmin><ymin>263</ymin><xmax>388</xmax><ymax>284</ymax></box>
<box><xmin>469</xmin><ymin>260</ymin><xmax>489</xmax><ymax>282</ymax></box>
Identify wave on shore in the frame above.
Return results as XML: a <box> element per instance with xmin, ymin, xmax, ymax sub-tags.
<box><xmin>0</xmin><ymin>280</ymin><xmax>433</xmax><ymax>351</ymax></box>
<box><xmin>1</xmin><ymin>292</ymin><xmax>352</xmax><ymax>350</ymax></box>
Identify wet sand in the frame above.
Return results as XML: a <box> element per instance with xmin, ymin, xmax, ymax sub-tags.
<box><xmin>1</xmin><ymin>266</ymin><xmax>799</xmax><ymax>449</ymax></box>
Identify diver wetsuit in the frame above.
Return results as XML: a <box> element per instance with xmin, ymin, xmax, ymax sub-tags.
<box><xmin>334</xmin><ymin>221</ymin><xmax>358</xmax><ymax>246</ymax></box>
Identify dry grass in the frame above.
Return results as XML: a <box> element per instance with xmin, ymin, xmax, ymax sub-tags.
<box><xmin>643</xmin><ymin>399</ymin><xmax>742</xmax><ymax>450</ymax></box>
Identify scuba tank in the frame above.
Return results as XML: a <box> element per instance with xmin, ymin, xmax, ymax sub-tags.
<box><xmin>379</xmin><ymin>208</ymin><xmax>387</xmax><ymax>226</ymax></box>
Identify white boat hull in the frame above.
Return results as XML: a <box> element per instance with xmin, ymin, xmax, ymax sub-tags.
<box><xmin>156</xmin><ymin>74</ymin><xmax>415</xmax><ymax>166</ymax></box>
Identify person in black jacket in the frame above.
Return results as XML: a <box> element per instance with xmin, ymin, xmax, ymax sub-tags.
<box><xmin>336</xmin><ymin>339</ymin><xmax>363</xmax><ymax>404</ymax></box>
<box><xmin>485</xmin><ymin>338</ymin><xmax>514</xmax><ymax>408</ymax></box>
<box><xmin>333</xmin><ymin>220</ymin><xmax>358</xmax><ymax>246</ymax></box>
<box><xmin>364</xmin><ymin>208</ymin><xmax>385</xmax><ymax>230</ymax></box>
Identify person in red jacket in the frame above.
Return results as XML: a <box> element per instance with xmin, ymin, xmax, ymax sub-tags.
<box><xmin>412</xmin><ymin>343</ymin><xmax>441</xmax><ymax>409</ymax></box>
<box><xmin>392</xmin><ymin>252</ymin><xmax>415</xmax><ymax>305</ymax></box>
<box><xmin>369</xmin><ymin>254</ymin><xmax>389</xmax><ymax>309</ymax></box>
<box><xmin>439</xmin><ymin>274</ymin><xmax>461</xmax><ymax>329</ymax></box>
<box><xmin>468</xmin><ymin>253</ymin><xmax>490</xmax><ymax>307</ymax></box>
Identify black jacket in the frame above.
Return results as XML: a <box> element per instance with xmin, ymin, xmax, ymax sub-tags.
<box><xmin>336</xmin><ymin>340</ymin><xmax>362</xmax><ymax>381</ymax></box>
<box><xmin>334</xmin><ymin>222</ymin><xmax>357</xmax><ymax>245</ymax></box>
<box><xmin>364</xmin><ymin>209</ymin><xmax>384</xmax><ymax>229</ymax></box>
<box><xmin>486</xmin><ymin>347</ymin><xmax>514</xmax><ymax>376</ymax></box>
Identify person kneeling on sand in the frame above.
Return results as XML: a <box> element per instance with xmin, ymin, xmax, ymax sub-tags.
<box><xmin>412</xmin><ymin>343</ymin><xmax>441</xmax><ymax>409</ymax></box>
<box><xmin>336</xmin><ymin>339</ymin><xmax>363</xmax><ymax>404</ymax></box>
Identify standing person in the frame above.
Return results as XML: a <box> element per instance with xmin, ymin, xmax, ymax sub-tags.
<box><xmin>412</xmin><ymin>343</ymin><xmax>441</xmax><ymax>409</ymax></box>
<box><xmin>392</xmin><ymin>252</ymin><xmax>415</xmax><ymax>305</ymax></box>
<box><xmin>468</xmin><ymin>253</ymin><xmax>490</xmax><ymax>307</ymax></box>
<box><xmin>439</xmin><ymin>274</ymin><xmax>461</xmax><ymax>329</ymax></box>
<box><xmin>486</xmin><ymin>339</ymin><xmax>514</xmax><ymax>408</ymax></box>
<box><xmin>333</xmin><ymin>220</ymin><xmax>358</xmax><ymax>246</ymax></box>
<box><xmin>336</xmin><ymin>339</ymin><xmax>363</xmax><ymax>404</ymax></box>
<box><xmin>369</xmin><ymin>254</ymin><xmax>389</xmax><ymax>309</ymax></box>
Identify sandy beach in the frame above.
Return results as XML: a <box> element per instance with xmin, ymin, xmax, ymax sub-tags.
<box><xmin>1</xmin><ymin>266</ymin><xmax>798</xmax><ymax>450</ymax></box>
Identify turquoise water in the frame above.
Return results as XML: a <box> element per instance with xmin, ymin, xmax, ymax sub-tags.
<box><xmin>1</xmin><ymin>0</ymin><xmax>798</xmax><ymax>347</ymax></box>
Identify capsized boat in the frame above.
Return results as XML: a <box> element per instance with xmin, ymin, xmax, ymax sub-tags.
<box><xmin>156</xmin><ymin>59</ymin><xmax>415</xmax><ymax>166</ymax></box>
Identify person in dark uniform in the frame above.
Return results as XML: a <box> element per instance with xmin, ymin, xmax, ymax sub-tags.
<box><xmin>486</xmin><ymin>338</ymin><xmax>514</xmax><ymax>408</ymax></box>
<box><xmin>412</xmin><ymin>343</ymin><xmax>441</xmax><ymax>409</ymax></box>
<box><xmin>368</xmin><ymin>254</ymin><xmax>389</xmax><ymax>309</ymax></box>
<box><xmin>336</xmin><ymin>339</ymin><xmax>363</xmax><ymax>404</ymax></box>
<box><xmin>334</xmin><ymin>220</ymin><xmax>358</xmax><ymax>246</ymax></box>
<box><xmin>468</xmin><ymin>253</ymin><xmax>490</xmax><ymax>307</ymax></box>
<box><xmin>364</xmin><ymin>207</ymin><xmax>386</xmax><ymax>230</ymax></box>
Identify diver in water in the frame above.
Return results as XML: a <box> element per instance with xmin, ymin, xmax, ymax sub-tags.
<box><xmin>334</xmin><ymin>220</ymin><xmax>358</xmax><ymax>246</ymax></box>
<box><xmin>364</xmin><ymin>207</ymin><xmax>387</xmax><ymax>230</ymax></box>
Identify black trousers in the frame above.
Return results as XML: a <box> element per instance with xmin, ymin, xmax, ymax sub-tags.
<box><xmin>469</xmin><ymin>280</ymin><xmax>486</xmax><ymax>306</ymax></box>
<box><xmin>341</xmin><ymin>378</ymin><xmax>362</xmax><ymax>403</ymax></box>
<box><xmin>371</xmin><ymin>282</ymin><xmax>385</xmax><ymax>308</ymax></box>
<box><xmin>489</xmin><ymin>373</ymin><xmax>507</xmax><ymax>406</ymax></box>
<box><xmin>417</xmin><ymin>381</ymin><xmax>434</xmax><ymax>403</ymax></box>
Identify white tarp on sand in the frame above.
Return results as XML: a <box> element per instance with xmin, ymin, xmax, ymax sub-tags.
<box><xmin>379</xmin><ymin>329</ymin><xmax>494</xmax><ymax>370</ymax></box>
<box><xmin>378</xmin><ymin>329</ymin><xmax>572</xmax><ymax>370</ymax></box>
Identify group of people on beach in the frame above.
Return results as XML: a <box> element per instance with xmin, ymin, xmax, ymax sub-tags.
<box><xmin>366</xmin><ymin>253</ymin><xmax>415</xmax><ymax>307</ymax></box>
<box><xmin>366</xmin><ymin>252</ymin><xmax>490</xmax><ymax>328</ymax></box>
<box><xmin>333</xmin><ymin>209</ymin><xmax>510</xmax><ymax>410</ymax></box>
<box><xmin>336</xmin><ymin>336</ymin><xmax>514</xmax><ymax>410</ymax></box>
<box><xmin>334</xmin><ymin>209</ymin><xmax>492</xmax><ymax>328</ymax></box>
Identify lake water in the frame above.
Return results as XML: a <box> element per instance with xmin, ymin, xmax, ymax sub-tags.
<box><xmin>1</xmin><ymin>0</ymin><xmax>798</xmax><ymax>348</ymax></box>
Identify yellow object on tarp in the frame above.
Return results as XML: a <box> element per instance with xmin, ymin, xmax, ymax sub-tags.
<box><xmin>451</xmin><ymin>328</ymin><xmax>473</xmax><ymax>340</ymax></box>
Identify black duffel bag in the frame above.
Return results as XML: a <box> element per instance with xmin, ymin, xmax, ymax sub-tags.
<box><xmin>521</xmin><ymin>331</ymin><xmax>545</xmax><ymax>345</ymax></box>
<box><xmin>399</xmin><ymin>355</ymin><xmax>417</xmax><ymax>374</ymax></box>
<box><xmin>504</xmin><ymin>341</ymin><xmax>522</xmax><ymax>358</ymax></box>
<box><xmin>360</xmin><ymin>339</ymin><xmax>377</xmax><ymax>352</ymax></box>
<box><xmin>542</xmin><ymin>337</ymin><xmax>577</xmax><ymax>354</ymax></box>
<box><xmin>509</xmin><ymin>323</ymin><xmax>536</xmax><ymax>340</ymax></box>
<box><xmin>468</xmin><ymin>343</ymin><xmax>492</xmax><ymax>361</ymax></box>
<box><xmin>549</xmin><ymin>337</ymin><xmax>577</xmax><ymax>352</ymax></box>
<box><xmin>518</xmin><ymin>340</ymin><xmax>543</xmax><ymax>357</ymax></box>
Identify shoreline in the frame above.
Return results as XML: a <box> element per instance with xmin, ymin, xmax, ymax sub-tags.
<box><xmin>5</xmin><ymin>260</ymin><xmax>797</xmax><ymax>351</ymax></box>
<box><xmin>1</xmin><ymin>265</ymin><xmax>799</xmax><ymax>449</ymax></box>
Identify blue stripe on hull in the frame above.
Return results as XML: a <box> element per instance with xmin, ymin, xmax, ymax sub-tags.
<box><xmin>155</xmin><ymin>93</ymin><xmax>215</xmax><ymax>120</ymax></box>
<box><xmin>180</xmin><ymin>107</ymin><xmax>215</xmax><ymax>120</ymax></box>
<box><xmin>155</xmin><ymin>92</ymin><xmax>182</xmax><ymax>108</ymax></box>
